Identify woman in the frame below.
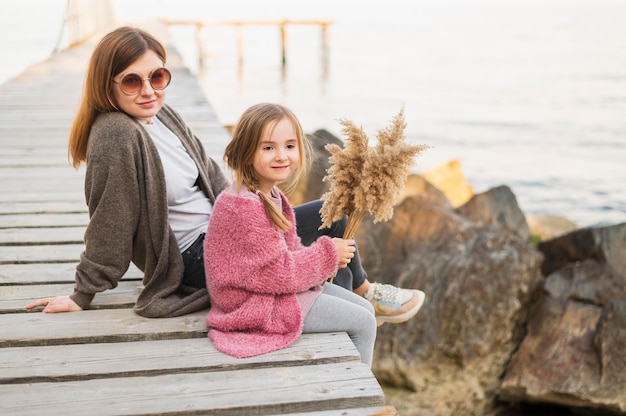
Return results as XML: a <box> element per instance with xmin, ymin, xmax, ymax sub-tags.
<box><xmin>26</xmin><ymin>26</ymin><xmax>424</xmax><ymax>324</ymax></box>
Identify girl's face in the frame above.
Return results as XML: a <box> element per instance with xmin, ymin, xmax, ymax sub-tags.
<box><xmin>252</xmin><ymin>117</ymin><xmax>300</xmax><ymax>194</ymax></box>
<box><xmin>112</xmin><ymin>50</ymin><xmax>167</xmax><ymax>124</ymax></box>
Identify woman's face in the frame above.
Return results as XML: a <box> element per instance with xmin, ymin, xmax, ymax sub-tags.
<box><xmin>112</xmin><ymin>50</ymin><xmax>167</xmax><ymax>124</ymax></box>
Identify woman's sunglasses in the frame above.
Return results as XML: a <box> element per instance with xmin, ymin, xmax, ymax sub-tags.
<box><xmin>113</xmin><ymin>67</ymin><xmax>172</xmax><ymax>95</ymax></box>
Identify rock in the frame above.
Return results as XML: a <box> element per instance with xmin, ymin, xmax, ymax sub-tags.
<box><xmin>355</xmin><ymin>192</ymin><xmax>544</xmax><ymax>416</ymax></box>
<box><xmin>419</xmin><ymin>159</ymin><xmax>474</xmax><ymax>208</ymax></box>
<box><xmin>499</xmin><ymin>223</ymin><xmax>626</xmax><ymax>414</ymax></box>
<box><xmin>456</xmin><ymin>185</ymin><xmax>531</xmax><ymax>240</ymax></box>
<box><xmin>526</xmin><ymin>214</ymin><xmax>578</xmax><ymax>241</ymax></box>
<box><xmin>595</xmin><ymin>299</ymin><xmax>626</xmax><ymax>401</ymax></box>
<box><xmin>538</xmin><ymin>223</ymin><xmax>626</xmax><ymax>277</ymax></box>
<box><xmin>398</xmin><ymin>173</ymin><xmax>452</xmax><ymax>208</ymax></box>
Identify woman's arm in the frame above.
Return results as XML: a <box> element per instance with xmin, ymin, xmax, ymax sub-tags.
<box><xmin>27</xmin><ymin>114</ymin><xmax>143</xmax><ymax>312</ymax></box>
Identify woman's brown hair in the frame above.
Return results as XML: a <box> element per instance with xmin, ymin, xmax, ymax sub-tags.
<box><xmin>68</xmin><ymin>26</ymin><xmax>167</xmax><ymax>168</ymax></box>
<box><xmin>225</xmin><ymin>103</ymin><xmax>312</xmax><ymax>231</ymax></box>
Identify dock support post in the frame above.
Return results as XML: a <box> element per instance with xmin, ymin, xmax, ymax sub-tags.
<box><xmin>280</xmin><ymin>22</ymin><xmax>287</xmax><ymax>70</ymax></box>
<box><xmin>195</xmin><ymin>23</ymin><xmax>206</xmax><ymax>69</ymax></box>
<box><xmin>321</xmin><ymin>23</ymin><xmax>330</xmax><ymax>79</ymax></box>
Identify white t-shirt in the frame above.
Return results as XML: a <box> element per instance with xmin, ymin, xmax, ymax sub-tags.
<box><xmin>142</xmin><ymin>117</ymin><xmax>212</xmax><ymax>251</ymax></box>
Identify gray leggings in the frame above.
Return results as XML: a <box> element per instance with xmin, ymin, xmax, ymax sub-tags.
<box><xmin>302</xmin><ymin>283</ymin><xmax>377</xmax><ymax>366</ymax></box>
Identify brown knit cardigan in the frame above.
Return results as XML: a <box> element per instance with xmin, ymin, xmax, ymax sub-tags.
<box><xmin>71</xmin><ymin>104</ymin><xmax>229</xmax><ymax>317</ymax></box>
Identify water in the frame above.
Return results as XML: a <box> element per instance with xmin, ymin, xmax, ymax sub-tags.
<box><xmin>2</xmin><ymin>0</ymin><xmax>625</xmax><ymax>228</ymax></box>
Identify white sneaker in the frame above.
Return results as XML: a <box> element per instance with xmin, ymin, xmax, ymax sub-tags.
<box><xmin>364</xmin><ymin>283</ymin><xmax>425</xmax><ymax>326</ymax></box>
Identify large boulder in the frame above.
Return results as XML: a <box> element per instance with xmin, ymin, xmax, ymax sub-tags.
<box><xmin>398</xmin><ymin>174</ymin><xmax>451</xmax><ymax>207</ymax></box>
<box><xmin>355</xmin><ymin>189</ymin><xmax>544</xmax><ymax>416</ymax></box>
<box><xmin>538</xmin><ymin>223</ymin><xmax>626</xmax><ymax>277</ymax></box>
<box><xmin>526</xmin><ymin>214</ymin><xmax>578</xmax><ymax>241</ymax></box>
<box><xmin>456</xmin><ymin>185</ymin><xmax>531</xmax><ymax>240</ymax></box>
<box><xmin>499</xmin><ymin>224</ymin><xmax>626</xmax><ymax>414</ymax></box>
<box><xmin>420</xmin><ymin>159</ymin><xmax>474</xmax><ymax>208</ymax></box>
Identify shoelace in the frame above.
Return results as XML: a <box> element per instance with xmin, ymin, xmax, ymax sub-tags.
<box><xmin>371</xmin><ymin>284</ymin><xmax>400</xmax><ymax>303</ymax></box>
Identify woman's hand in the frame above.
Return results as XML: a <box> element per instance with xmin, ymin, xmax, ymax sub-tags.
<box><xmin>332</xmin><ymin>238</ymin><xmax>356</xmax><ymax>269</ymax></box>
<box><xmin>26</xmin><ymin>296</ymin><xmax>83</xmax><ymax>313</ymax></box>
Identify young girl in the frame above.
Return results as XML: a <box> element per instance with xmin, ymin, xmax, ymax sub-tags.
<box><xmin>204</xmin><ymin>103</ymin><xmax>377</xmax><ymax>365</ymax></box>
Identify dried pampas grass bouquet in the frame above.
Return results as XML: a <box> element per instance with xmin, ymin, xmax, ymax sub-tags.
<box><xmin>319</xmin><ymin>108</ymin><xmax>429</xmax><ymax>281</ymax></box>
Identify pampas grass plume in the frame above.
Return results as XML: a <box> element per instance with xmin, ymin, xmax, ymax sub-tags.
<box><xmin>320</xmin><ymin>107</ymin><xmax>429</xmax><ymax>236</ymax></box>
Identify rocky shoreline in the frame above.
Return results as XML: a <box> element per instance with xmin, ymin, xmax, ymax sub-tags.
<box><xmin>295</xmin><ymin>130</ymin><xmax>626</xmax><ymax>416</ymax></box>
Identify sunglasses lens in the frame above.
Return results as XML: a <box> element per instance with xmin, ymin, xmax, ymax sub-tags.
<box><xmin>150</xmin><ymin>68</ymin><xmax>171</xmax><ymax>90</ymax></box>
<box><xmin>120</xmin><ymin>74</ymin><xmax>143</xmax><ymax>94</ymax></box>
<box><xmin>117</xmin><ymin>68</ymin><xmax>171</xmax><ymax>94</ymax></box>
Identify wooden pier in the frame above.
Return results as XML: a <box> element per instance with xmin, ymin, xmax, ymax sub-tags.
<box><xmin>161</xmin><ymin>18</ymin><xmax>332</xmax><ymax>75</ymax></box>
<box><xmin>0</xmin><ymin>27</ymin><xmax>392</xmax><ymax>415</ymax></box>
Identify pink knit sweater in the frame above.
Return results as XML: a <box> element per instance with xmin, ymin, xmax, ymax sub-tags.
<box><xmin>204</xmin><ymin>186</ymin><xmax>339</xmax><ymax>358</ymax></box>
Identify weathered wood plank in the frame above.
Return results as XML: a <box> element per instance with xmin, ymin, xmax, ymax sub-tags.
<box><xmin>0</xmin><ymin>263</ymin><xmax>142</xmax><ymax>285</ymax></box>
<box><xmin>0</xmin><ymin>199</ymin><xmax>85</xmax><ymax>212</ymax></box>
<box><xmin>0</xmin><ymin>243</ymin><xmax>84</xmax><ymax>264</ymax></box>
<box><xmin>0</xmin><ymin>226</ymin><xmax>85</xmax><ymax>245</ymax></box>
<box><xmin>0</xmin><ymin>147</ymin><xmax>67</xmax><ymax>154</ymax></box>
<box><xmin>0</xmin><ymin>280</ymin><xmax>142</xmax><ymax>313</ymax></box>
<box><xmin>0</xmin><ymin>213</ymin><xmax>87</xmax><ymax>228</ymax></box>
<box><xmin>0</xmin><ymin>362</ymin><xmax>383</xmax><ymax>416</ymax></box>
<box><xmin>0</xmin><ymin>193</ymin><xmax>84</xmax><ymax>205</ymax></box>
<box><xmin>288</xmin><ymin>407</ymin><xmax>400</xmax><ymax>416</ymax></box>
<box><xmin>0</xmin><ymin>161</ymin><xmax>72</xmax><ymax>169</ymax></box>
<box><xmin>0</xmin><ymin>177</ymin><xmax>83</xmax><ymax>196</ymax></box>
<box><xmin>0</xmin><ymin>332</ymin><xmax>360</xmax><ymax>383</ymax></box>
<box><xmin>0</xmin><ymin>309</ymin><xmax>207</xmax><ymax>347</ymax></box>
<box><xmin>0</xmin><ymin>166</ymin><xmax>81</xmax><ymax>179</ymax></box>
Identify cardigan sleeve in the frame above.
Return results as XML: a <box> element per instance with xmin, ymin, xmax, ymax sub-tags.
<box><xmin>205</xmin><ymin>191</ymin><xmax>338</xmax><ymax>296</ymax></box>
<box><xmin>71</xmin><ymin>113</ymin><xmax>142</xmax><ymax>308</ymax></box>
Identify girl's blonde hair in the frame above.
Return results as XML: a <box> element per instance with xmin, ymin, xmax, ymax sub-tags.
<box><xmin>225</xmin><ymin>103</ymin><xmax>312</xmax><ymax>231</ymax></box>
<box><xmin>68</xmin><ymin>27</ymin><xmax>167</xmax><ymax>168</ymax></box>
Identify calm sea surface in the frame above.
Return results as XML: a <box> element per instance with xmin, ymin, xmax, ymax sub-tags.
<box><xmin>2</xmin><ymin>0</ymin><xmax>625</xmax><ymax>228</ymax></box>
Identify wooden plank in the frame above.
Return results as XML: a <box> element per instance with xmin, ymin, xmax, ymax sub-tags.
<box><xmin>0</xmin><ymin>193</ymin><xmax>84</xmax><ymax>205</ymax></box>
<box><xmin>0</xmin><ymin>280</ymin><xmax>142</xmax><ymax>313</ymax></box>
<box><xmin>0</xmin><ymin>166</ymin><xmax>81</xmax><ymax>178</ymax></box>
<box><xmin>0</xmin><ymin>177</ymin><xmax>83</xmax><ymax>196</ymax></box>
<box><xmin>0</xmin><ymin>146</ymin><xmax>68</xmax><ymax>155</ymax></box>
<box><xmin>0</xmin><ymin>263</ymin><xmax>142</xmax><ymax>285</ymax></box>
<box><xmin>0</xmin><ymin>333</ymin><xmax>360</xmax><ymax>383</ymax></box>
<box><xmin>0</xmin><ymin>160</ymin><xmax>71</xmax><ymax>168</ymax></box>
<box><xmin>0</xmin><ymin>243</ymin><xmax>84</xmax><ymax>264</ymax></box>
<box><xmin>0</xmin><ymin>226</ymin><xmax>85</xmax><ymax>245</ymax></box>
<box><xmin>0</xmin><ymin>362</ymin><xmax>383</xmax><ymax>416</ymax></box>
<box><xmin>0</xmin><ymin>201</ymin><xmax>87</xmax><ymax>215</ymax></box>
<box><xmin>288</xmin><ymin>407</ymin><xmax>400</xmax><ymax>416</ymax></box>
<box><xmin>0</xmin><ymin>309</ymin><xmax>208</xmax><ymax>348</ymax></box>
<box><xmin>0</xmin><ymin>129</ymin><xmax>74</xmax><ymax>137</ymax></box>
<box><xmin>0</xmin><ymin>213</ymin><xmax>87</xmax><ymax>228</ymax></box>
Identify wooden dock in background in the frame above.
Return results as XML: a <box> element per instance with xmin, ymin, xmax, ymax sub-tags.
<box><xmin>161</xmin><ymin>18</ymin><xmax>332</xmax><ymax>74</ymax></box>
<box><xmin>0</xmin><ymin>26</ymin><xmax>392</xmax><ymax>415</ymax></box>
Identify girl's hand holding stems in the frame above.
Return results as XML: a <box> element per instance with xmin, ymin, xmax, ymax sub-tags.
<box><xmin>332</xmin><ymin>237</ymin><xmax>356</xmax><ymax>269</ymax></box>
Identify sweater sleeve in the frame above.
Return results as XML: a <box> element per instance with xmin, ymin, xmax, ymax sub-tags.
<box><xmin>71</xmin><ymin>114</ymin><xmax>142</xmax><ymax>308</ymax></box>
<box><xmin>205</xmin><ymin>192</ymin><xmax>338</xmax><ymax>296</ymax></box>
